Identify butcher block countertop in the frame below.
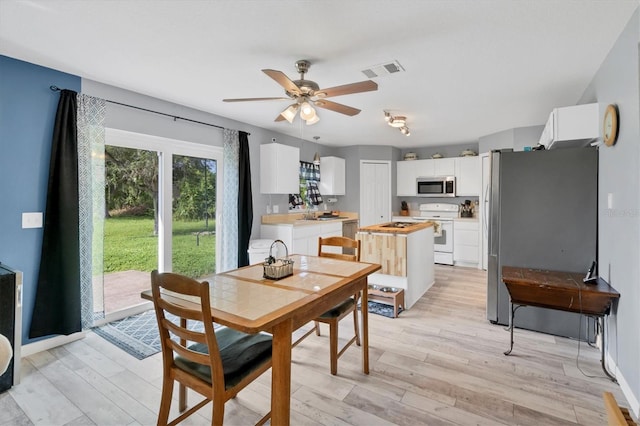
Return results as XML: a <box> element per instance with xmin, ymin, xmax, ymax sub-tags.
<box><xmin>262</xmin><ymin>211</ymin><xmax>358</xmax><ymax>225</ymax></box>
<box><xmin>358</xmin><ymin>221</ymin><xmax>433</xmax><ymax>234</ymax></box>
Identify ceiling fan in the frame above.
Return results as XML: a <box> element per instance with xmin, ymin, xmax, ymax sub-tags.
<box><xmin>223</xmin><ymin>60</ymin><xmax>378</xmax><ymax>125</ymax></box>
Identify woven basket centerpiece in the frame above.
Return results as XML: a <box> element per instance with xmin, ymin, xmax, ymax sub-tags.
<box><xmin>263</xmin><ymin>239</ymin><xmax>294</xmax><ymax>280</ymax></box>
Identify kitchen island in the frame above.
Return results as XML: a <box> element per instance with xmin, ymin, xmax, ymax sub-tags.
<box><xmin>356</xmin><ymin>221</ymin><xmax>435</xmax><ymax>310</ymax></box>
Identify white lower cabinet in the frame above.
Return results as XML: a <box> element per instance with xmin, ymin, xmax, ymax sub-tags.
<box><xmin>453</xmin><ymin>219</ymin><xmax>480</xmax><ymax>268</ymax></box>
<box><xmin>260</xmin><ymin>222</ymin><xmax>343</xmax><ymax>256</ymax></box>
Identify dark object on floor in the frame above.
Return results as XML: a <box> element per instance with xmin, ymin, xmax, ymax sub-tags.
<box><xmin>359</xmin><ymin>301</ymin><xmax>403</xmax><ymax>318</ymax></box>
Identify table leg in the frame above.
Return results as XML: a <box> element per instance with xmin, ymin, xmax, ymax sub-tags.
<box><xmin>271</xmin><ymin>319</ymin><xmax>293</xmax><ymax>426</ymax></box>
<box><xmin>599</xmin><ymin>316</ymin><xmax>617</xmax><ymax>383</ymax></box>
<box><xmin>361</xmin><ymin>279</ymin><xmax>369</xmax><ymax>374</ymax></box>
<box><xmin>504</xmin><ymin>302</ymin><xmax>524</xmax><ymax>356</ymax></box>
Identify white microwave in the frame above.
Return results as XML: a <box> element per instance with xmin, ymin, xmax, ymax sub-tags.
<box><xmin>416</xmin><ymin>176</ymin><xmax>456</xmax><ymax>197</ymax></box>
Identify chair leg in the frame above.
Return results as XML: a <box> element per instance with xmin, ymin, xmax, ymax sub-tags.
<box><xmin>329</xmin><ymin>319</ymin><xmax>338</xmax><ymax>375</ymax></box>
<box><xmin>157</xmin><ymin>376</ymin><xmax>174</xmax><ymax>426</ymax></box>
<box><xmin>314</xmin><ymin>320</ymin><xmax>321</xmax><ymax>336</ymax></box>
<box><xmin>212</xmin><ymin>397</ymin><xmax>225</xmax><ymax>426</ymax></box>
<box><xmin>353</xmin><ymin>305</ymin><xmax>361</xmax><ymax>347</ymax></box>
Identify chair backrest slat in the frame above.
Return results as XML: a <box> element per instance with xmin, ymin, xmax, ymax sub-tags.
<box><xmin>151</xmin><ymin>270</ymin><xmax>225</xmax><ymax>387</ymax></box>
<box><xmin>163</xmin><ymin>319</ymin><xmax>207</xmax><ymax>344</ymax></box>
<box><xmin>168</xmin><ymin>339</ymin><xmax>212</xmax><ymax>365</ymax></box>
<box><xmin>318</xmin><ymin>236</ymin><xmax>361</xmax><ymax>262</ymax></box>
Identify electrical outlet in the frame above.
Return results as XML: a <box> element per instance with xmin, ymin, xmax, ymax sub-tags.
<box><xmin>22</xmin><ymin>212</ymin><xmax>43</xmax><ymax>229</ymax></box>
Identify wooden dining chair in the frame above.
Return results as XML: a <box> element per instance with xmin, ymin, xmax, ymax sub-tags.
<box><xmin>151</xmin><ymin>270</ymin><xmax>272</xmax><ymax>426</ymax></box>
<box><xmin>293</xmin><ymin>236</ymin><xmax>362</xmax><ymax>375</ymax></box>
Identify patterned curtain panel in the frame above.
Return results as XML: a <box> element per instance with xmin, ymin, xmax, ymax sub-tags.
<box><xmin>77</xmin><ymin>94</ymin><xmax>106</xmax><ymax>328</ymax></box>
<box><xmin>220</xmin><ymin>129</ymin><xmax>239</xmax><ymax>272</ymax></box>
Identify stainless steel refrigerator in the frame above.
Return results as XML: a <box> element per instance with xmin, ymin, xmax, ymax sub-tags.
<box><xmin>486</xmin><ymin>147</ymin><xmax>598</xmax><ymax>339</ymax></box>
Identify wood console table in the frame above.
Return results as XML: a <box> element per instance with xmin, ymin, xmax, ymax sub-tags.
<box><xmin>501</xmin><ymin>266</ymin><xmax>620</xmax><ymax>381</ymax></box>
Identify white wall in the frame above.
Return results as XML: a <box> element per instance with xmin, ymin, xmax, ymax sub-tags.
<box><xmin>478</xmin><ymin>125</ymin><xmax>544</xmax><ymax>153</ymax></box>
<box><xmin>579</xmin><ymin>8</ymin><xmax>640</xmax><ymax>415</ymax></box>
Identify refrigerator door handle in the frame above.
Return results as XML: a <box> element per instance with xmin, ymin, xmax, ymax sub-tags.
<box><xmin>483</xmin><ymin>184</ymin><xmax>489</xmax><ymax>237</ymax></box>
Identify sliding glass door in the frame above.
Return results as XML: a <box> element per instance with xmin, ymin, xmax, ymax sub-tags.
<box><xmin>171</xmin><ymin>154</ymin><xmax>217</xmax><ymax>279</ymax></box>
<box><xmin>103</xmin><ymin>145</ymin><xmax>159</xmax><ymax>315</ymax></box>
<box><xmin>102</xmin><ymin>129</ymin><xmax>222</xmax><ymax>319</ymax></box>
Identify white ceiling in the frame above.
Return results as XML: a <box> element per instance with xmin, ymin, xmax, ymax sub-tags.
<box><xmin>1</xmin><ymin>0</ymin><xmax>637</xmax><ymax>148</ymax></box>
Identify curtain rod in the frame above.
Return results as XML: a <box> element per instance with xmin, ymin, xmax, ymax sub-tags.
<box><xmin>50</xmin><ymin>85</ymin><xmax>249</xmax><ymax>134</ymax></box>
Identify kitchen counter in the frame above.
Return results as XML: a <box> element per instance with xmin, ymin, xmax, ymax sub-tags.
<box><xmin>262</xmin><ymin>211</ymin><xmax>358</xmax><ymax>226</ymax></box>
<box><xmin>358</xmin><ymin>221</ymin><xmax>433</xmax><ymax>234</ymax></box>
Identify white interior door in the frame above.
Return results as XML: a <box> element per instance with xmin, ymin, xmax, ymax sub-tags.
<box><xmin>359</xmin><ymin>160</ymin><xmax>391</xmax><ymax>227</ymax></box>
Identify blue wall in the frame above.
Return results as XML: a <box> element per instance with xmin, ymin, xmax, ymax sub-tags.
<box><xmin>0</xmin><ymin>55</ymin><xmax>81</xmax><ymax>344</ymax></box>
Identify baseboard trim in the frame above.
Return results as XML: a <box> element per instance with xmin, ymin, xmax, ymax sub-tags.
<box><xmin>21</xmin><ymin>331</ymin><xmax>87</xmax><ymax>358</ymax></box>
<box><xmin>606</xmin><ymin>351</ymin><xmax>639</xmax><ymax>418</ymax></box>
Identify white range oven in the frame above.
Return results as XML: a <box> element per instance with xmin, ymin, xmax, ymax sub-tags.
<box><xmin>392</xmin><ymin>203</ymin><xmax>458</xmax><ymax>265</ymax></box>
<box><xmin>416</xmin><ymin>203</ymin><xmax>458</xmax><ymax>265</ymax></box>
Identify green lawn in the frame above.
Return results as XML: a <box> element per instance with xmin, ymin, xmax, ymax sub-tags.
<box><xmin>104</xmin><ymin>216</ymin><xmax>216</xmax><ymax>278</ymax></box>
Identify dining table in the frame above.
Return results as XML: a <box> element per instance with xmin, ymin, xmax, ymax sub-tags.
<box><xmin>141</xmin><ymin>254</ymin><xmax>381</xmax><ymax>425</ymax></box>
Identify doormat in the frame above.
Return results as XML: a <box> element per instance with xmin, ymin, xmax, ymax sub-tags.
<box><xmin>359</xmin><ymin>301</ymin><xmax>403</xmax><ymax>318</ymax></box>
<box><xmin>93</xmin><ymin>310</ymin><xmax>209</xmax><ymax>360</ymax></box>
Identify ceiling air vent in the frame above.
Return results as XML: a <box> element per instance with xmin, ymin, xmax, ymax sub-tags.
<box><xmin>361</xmin><ymin>60</ymin><xmax>405</xmax><ymax>78</ymax></box>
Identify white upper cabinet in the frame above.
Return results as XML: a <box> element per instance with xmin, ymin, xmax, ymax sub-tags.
<box><xmin>319</xmin><ymin>156</ymin><xmax>345</xmax><ymax>195</ymax></box>
<box><xmin>396</xmin><ymin>158</ymin><xmax>457</xmax><ymax>196</ymax></box>
<box><xmin>260</xmin><ymin>143</ymin><xmax>300</xmax><ymax>194</ymax></box>
<box><xmin>433</xmin><ymin>158</ymin><xmax>455</xmax><ymax>176</ymax></box>
<box><xmin>454</xmin><ymin>157</ymin><xmax>480</xmax><ymax>196</ymax></box>
<box><xmin>539</xmin><ymin>103</ymin><xmax>599</xmax><ymax>149</ymax></box>
<box><xmin>397</xmin><ymin>160</ymin><xmax>422</xmax><ymax>196</ymax></box>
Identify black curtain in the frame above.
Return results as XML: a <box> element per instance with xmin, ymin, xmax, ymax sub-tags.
<box><xmin>237</xmin><ymin>131</ymin><xmax>253</xmax><ymax>267</ymax></box>
<box><xmin>29</xmin><ymin>90</ymin><xmax>82</xmax><ymax>338</ymax></box>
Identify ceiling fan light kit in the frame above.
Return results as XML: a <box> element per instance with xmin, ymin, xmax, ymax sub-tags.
<box><xmin>223</xmin><ymin>59</ymin><xmax>378</xmax><ymax>126</ymax></box>
<box><xmin>305</xmin><ymin>114</ymin><xmax>320</xmax><ymax>125</ymax></box>
<box><xmin>280</xmin><ymin>104</ymin><xmax>299</xmax><ymax>123</ymax></box>
<box><xmin>300</xmin><ymin>101</ymin><xmax>316</xmax><ymax>120</ymax></box>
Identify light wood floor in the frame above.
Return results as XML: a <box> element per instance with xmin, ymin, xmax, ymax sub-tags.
<box><xmin>1</xmin><ymin>265</ymin><xmax>630</xmax><ymax>425</ymax></box>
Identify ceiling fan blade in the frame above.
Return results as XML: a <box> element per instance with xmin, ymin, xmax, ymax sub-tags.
<box><xmin>274</xmin><ymin>114</ymin><xmax>286</xmax><ymax>122</ymax></box>
<box><xmin>314</xmin><ymin>100</ymin><xmax>361</xmax><ymax>116</ymax></box>
<box><xmin>315</xmin><ymin>80</ymin><xmax>378</xmax><ymax>98</ymax></box>
<box><xmin>223</xmin><ymin>97</ymin><xmax>289</xmax><ymax>102</ymax></box>
<box><xmin>262</xmin><ymin>69</ymin><xmax>301</xmax><ymax>95</ymax></box>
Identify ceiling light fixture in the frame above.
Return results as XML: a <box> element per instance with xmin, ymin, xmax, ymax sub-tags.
<box><xmin>389</xmin><ymin>116</ymin><xmax>406</xmax><ymax>128</ymax></box>
<box><xmin>300</xmin><ymin>101</ymin><xmax>316</xmax><ymax>120</ymax></box>
<box><xmin>280</xmin><ymin>103</ymin><xmax>300</xmax><ymax>123</ymax></box>
<box><xmin>384</xmin><ymin>111</ymin><xmax>411</xmax><ymax>136</ymax></box>
<box><xmin>280</xmin><ymin>100</ymin><xmax>320</xmax><ymax>125</ymax></box>
<box><xmin>306</xmin><ymin>114</ymin><xmax>320</xmax><ymax>125</ymax></box>
<box><xmin>312</xmin><ymin>137</ymin><xmax>321</xmax><ymax>165</ymax></box>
